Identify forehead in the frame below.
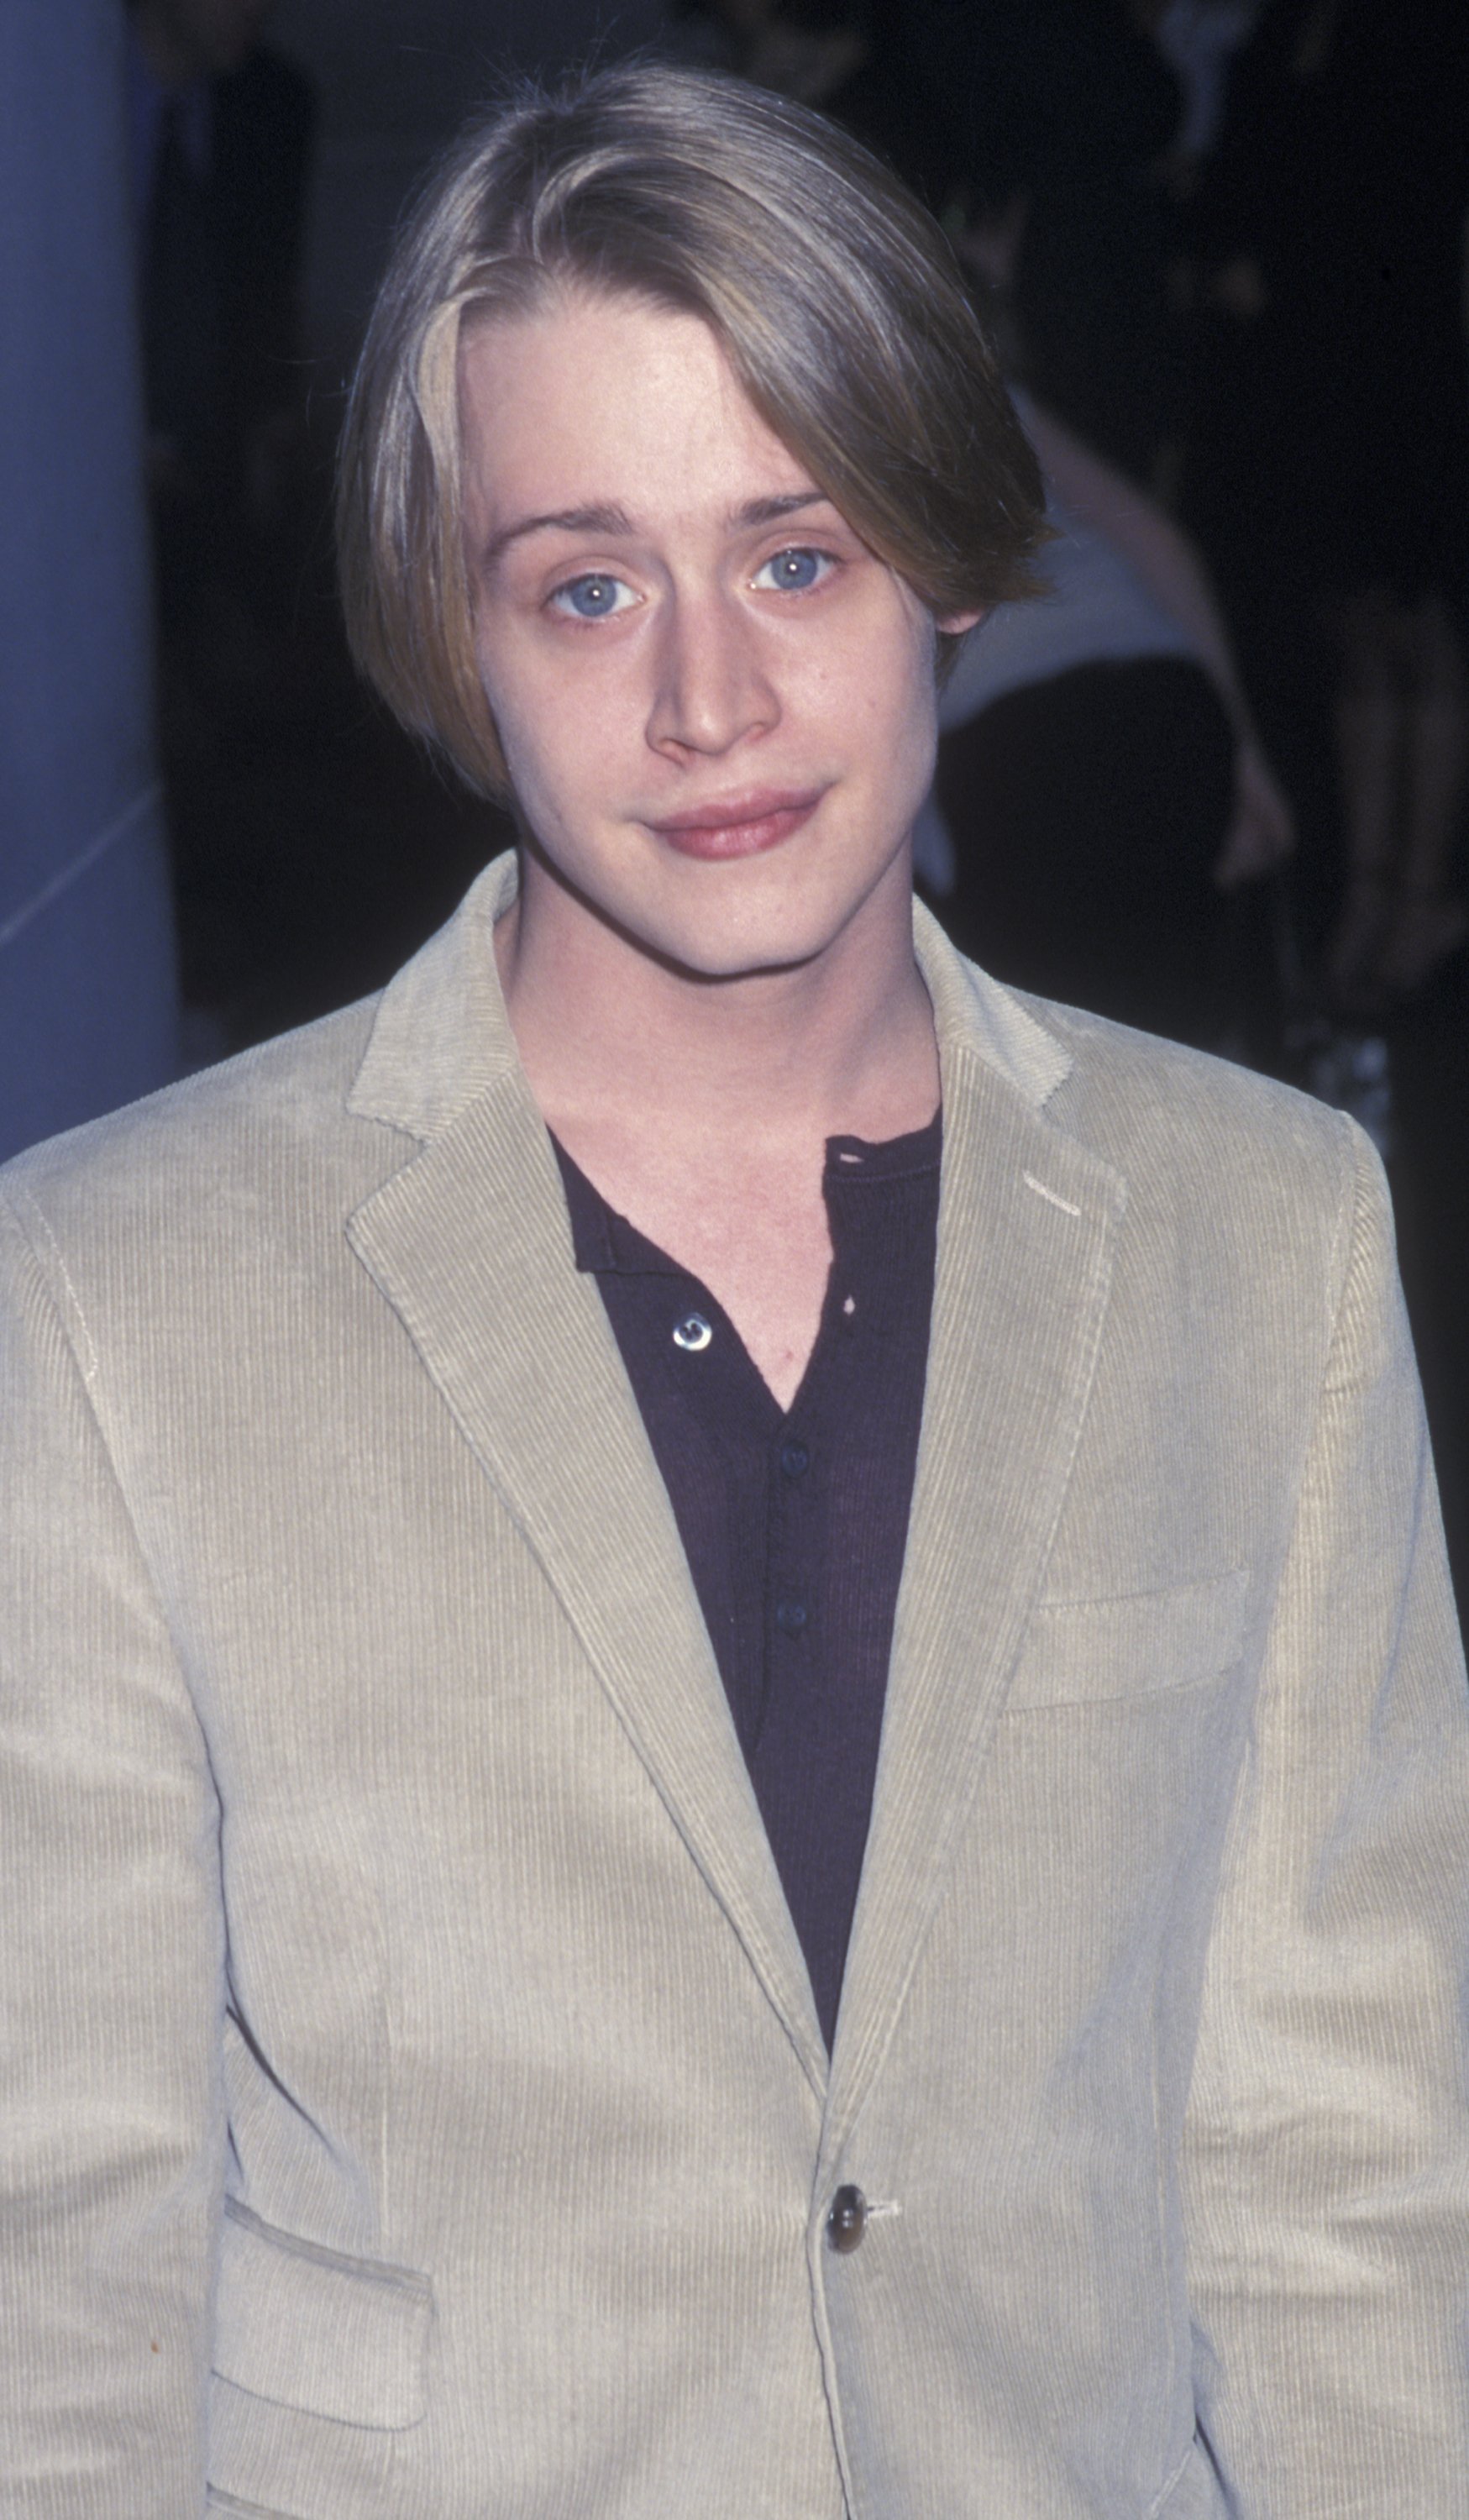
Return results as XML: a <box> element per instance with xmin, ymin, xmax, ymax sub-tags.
<box><xmin>456</xmin><ymin>289</ymin><xmax>812</xmax><ymax>533</ymax></box>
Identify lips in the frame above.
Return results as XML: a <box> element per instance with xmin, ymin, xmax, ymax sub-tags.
<box><xmin>646</xmin><ymin>788</ymin><xmax>824</xmax><ymax>860</ymax></box>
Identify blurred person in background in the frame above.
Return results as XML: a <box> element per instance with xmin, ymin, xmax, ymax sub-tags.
<box><xmin>922</xmin><ymin>391</ymin><xmax>1293</xmax><ymax>1050</ymax></box>
<box><xmin>126</xmin><ymin>0</ymin><xmax>317</xmax><ymax>1009</ymax></box>
<box><xmin>911</xmin><ymin>182</ymin><xmax>1293</xmax><ymax>1050</ymax></box>
<box><xmin>1178</xmin><ymin>0</ymin><xmax>1469</xmax><ymax>1007</ymax></box>
<box><xmin>1176</xmin><ymin>0</ymin><xmax>1469</xmax><ymax>1599</ymax></box>
<box><xmin>832</xmin><ymin>0</ymin><xmax>1188</xmax><ymax>487</ymax></box>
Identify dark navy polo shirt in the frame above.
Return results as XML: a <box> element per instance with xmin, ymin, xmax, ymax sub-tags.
<box><xmin>551</xmin><ymin>1112</ymin><xmax>941</xmax><ymax>2050</ymax></box>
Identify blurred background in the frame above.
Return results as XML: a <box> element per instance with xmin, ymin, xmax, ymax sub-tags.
<box><xmin>3</xmin><ymin>0</ymin><xmax>1466</xmax><ymax>1600</ymax></box>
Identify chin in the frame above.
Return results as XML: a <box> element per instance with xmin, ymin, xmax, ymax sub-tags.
<box><xmin>652</xmin><ymin>925</ymin><xmax>839</xmax><ymax>983</ymax></box>
<box><xmin>635</xmin><ymin>876</ymin><xmax>895</xmax><ymax>984</ymax></box>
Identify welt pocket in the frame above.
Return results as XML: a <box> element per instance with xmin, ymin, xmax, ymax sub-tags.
<box><xmin>211</xmin><ymin>2197</ymin><xmax>433</xmax><ymax>2429</ymax></box>
<box><xmin>1006</xmin><ymin>1569</ymin><xmax>1251</xmax><ymax>1710</ymax></box>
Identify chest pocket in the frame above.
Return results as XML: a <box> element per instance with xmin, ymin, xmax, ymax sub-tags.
<box><xmin>1007</xmin><ymin>1568</ymin><xmax>1251</xmax><ymax>1710</ymax></box>
<box><xmin>212</xmin><ymin>2198</ymin><xmax>434</xmax><ymax>2428</ymax></box>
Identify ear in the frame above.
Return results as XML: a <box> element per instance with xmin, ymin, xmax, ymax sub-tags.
<box><xmin>935</xmin><ymin>606</ymin><xmax>987</xmax><ymax>636</ymax></box>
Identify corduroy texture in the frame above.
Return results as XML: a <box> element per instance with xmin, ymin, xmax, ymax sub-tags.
<box><xmin>2</xmin><ymin>856</ymin><xmax>1466</xmax><ymax>2518</ymax></box>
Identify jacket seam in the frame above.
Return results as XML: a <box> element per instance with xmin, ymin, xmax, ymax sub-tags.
<box><xmin>1146</xmin><ymin>2434</ymin><xmax>1199</xmax><ymax>2517</ymax></box>
<box><xmin>1246</xmin><ymin>1110</ymin><xmax>1361</xmax><ymax>1602</ymax></box>
<box><xmin>1</xmin><ymin>1174</ymin><xmax>202</xmax><ymax>1653</ymax></box>
<box><xmin>5</xmin><ymin>1179</ymin><xmax>101</xmax><ymax>1383</ymax></box>
<box><xmin>1317</xmin><ymin>1112</ymin><xmax>1373</xmax><ymax>1396</ymax></box>
<box><xmin>1</xmin><ymin>1184</ymin><xmax>195</xmax><ymax>1686</ymax></box>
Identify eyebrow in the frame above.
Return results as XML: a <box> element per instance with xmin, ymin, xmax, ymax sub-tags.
<box><xmin>732</xmin><ymin>491</ymin><xmax>832</xmax><ymax>529</ymax></box>
<box><xmin>483</xmin><ymin>503</ymin><xmax>632</xmax><ymax>565</ymax></box>
<box><xmin>482</xmin><ymin>487</ymin><xmax>834</xmax><ymax>567</ymax></box>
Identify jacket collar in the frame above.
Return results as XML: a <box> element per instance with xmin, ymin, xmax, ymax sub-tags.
<box><xmin>347</xmin><ymin>848</ymin><xmax>1074</xmax><ymax>1141</ymax></box>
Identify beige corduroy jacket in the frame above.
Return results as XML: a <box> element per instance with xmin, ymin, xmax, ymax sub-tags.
<box><xmin>3</xmin><ymin>855</ymin><xmax>1468</xmax><ymax>2520</ymax></box>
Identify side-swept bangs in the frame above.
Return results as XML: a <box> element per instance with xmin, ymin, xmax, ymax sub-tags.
<box><xmin>338</xmin><ymin>61</ymin><xmax>1047</xmax><ymax>799</ymax></box>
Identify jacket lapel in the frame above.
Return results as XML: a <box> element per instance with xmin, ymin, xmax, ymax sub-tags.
<box><xmin>343</xmin><ymin>863</ymin><xmax>1124</xmax><ymax>2124</ymax></box>
<box><xmin>345</xmin><ymin>859</ymin><xmax>827</xmax><ymax>2094</ymax></box>
<box><xmin>820</xmin><ymin>917</ymin><xmax>1125</xmax><ymax>2166</ymax></box>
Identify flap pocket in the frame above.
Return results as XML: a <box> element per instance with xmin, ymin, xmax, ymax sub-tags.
<box><xmin>1008</xmin><ymin>1569</ymin><xmax>1250</xmax><ymax>1710</ymax></box>
<box><xmin>212</xmin><ymin>2199</ymin><xmax>433</xmax><ymax>2429</ymax></box>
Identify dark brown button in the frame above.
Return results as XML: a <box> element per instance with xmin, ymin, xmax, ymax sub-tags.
<box><xmin>826</xmin><ymin>2184</ymin><xmax>867</xmax><ymax>2253</ymax></box>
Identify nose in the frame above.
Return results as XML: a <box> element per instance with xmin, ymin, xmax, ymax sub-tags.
<box><xmin>645</xmin><ymin>587</ymin><xmax>780</xmax><ymax>763</ymax></box>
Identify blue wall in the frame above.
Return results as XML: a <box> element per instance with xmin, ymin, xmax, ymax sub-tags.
<box><xmin>0</xmin><ymin>0</ymin><xmax>179</xmax><ymax>1161</ymax></box>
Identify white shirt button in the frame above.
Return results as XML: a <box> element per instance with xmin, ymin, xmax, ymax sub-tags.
<box><xmin>672</xmin><ymin>1313</ymin><xmax>712</xmax><ymax>1352</ymax></box>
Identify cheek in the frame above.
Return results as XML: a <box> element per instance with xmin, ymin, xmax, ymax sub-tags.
<box><xmin>792</xmin><ymin>607</ymin><xmax>935</xmax><ymax>744</ymax></box>
<box><xmin>848</xmin><ymin>618</ymin><xmax>941</xmax><ymax>783</ymax></box>
<box><xmin>472</xmin><ymin>633</ymin><xmax>569</xmax><ymax>792</ymax></box>
<box><xmin>478</xmin><ymin>620</ymin><xmax>631</xmax><ymax>762</ymax></box>
<box><xmin>488</xmin><ymin>673</ymin><xmax>632</xmax><ymax>860</ymax></box>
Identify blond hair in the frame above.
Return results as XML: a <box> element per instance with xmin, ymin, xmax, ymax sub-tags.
<box><xmin>338</xmin><ymin>60</ymin><xmax>1046</xmax><ymax>800</ymax></box>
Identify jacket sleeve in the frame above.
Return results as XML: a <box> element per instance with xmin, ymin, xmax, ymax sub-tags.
<box><xmin>0</xmin><ymin>1189</ymin><xmax>224</xmax><ymax>2517</ymax></box>
<box><xmin>1181</xmin><ymin>1121</ymin><xmax>1469</xmax><ymax>2514</ymax></box>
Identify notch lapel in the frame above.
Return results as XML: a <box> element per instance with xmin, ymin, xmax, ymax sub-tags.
<box><xmin>344</xmin><ymin>866</ymin><xmax>826</xmax><ymax>2094</ymax></box>
<box><xmin>821</xmin><ymin>924</ymin><xmax>1125</xmax><ymax>2164</ymax></box>
<box><xmin>340</xmin><ymin>867</ymin><xmax>1122</xmax><ymax>2127</ymax></box>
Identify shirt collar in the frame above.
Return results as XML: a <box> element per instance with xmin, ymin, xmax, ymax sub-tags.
<box><xmin>551</xmin><ymin>1137</ymin><xmax>685</xmax><ymax>1278</ymax></box>
<box><xmin>551</xmin><ymin>1110</ymin><xmax>942</xmax><ymax>1279</ymax></box>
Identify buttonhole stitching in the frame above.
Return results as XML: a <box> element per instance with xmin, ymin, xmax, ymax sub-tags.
<box><xmin>1022</xmin><ymin>1172</ymin><xmax>1082</xmax><ymax>1218</ymax></box>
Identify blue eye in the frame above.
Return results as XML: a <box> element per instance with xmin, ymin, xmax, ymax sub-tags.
<box><xmin>756</xmin><ymin>547</ymin><xmax>828</xmax><ymax>593</ymax></box>
<box><xmin>552</xmin><ymin>573</ymin><xmax>631</xmax><ymax>620</ymax></box>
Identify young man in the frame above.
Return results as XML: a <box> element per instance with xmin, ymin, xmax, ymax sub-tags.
<box><xmin>3</xmin><ymin>63</ymin><xmax>1466</xmax><ymax>2520</ymax></box>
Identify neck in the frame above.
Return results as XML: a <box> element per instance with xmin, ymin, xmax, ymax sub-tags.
<box><xmin>495</xmin><ymin>851</ymin><xmax>939</xmax><ymax>1158</ymax></box>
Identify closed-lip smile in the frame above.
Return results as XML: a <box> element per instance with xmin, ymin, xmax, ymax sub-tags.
<box><xmin>646</xmin><ymin>787</ymin><xmax>826</xmax><ymax>859</ymax></box>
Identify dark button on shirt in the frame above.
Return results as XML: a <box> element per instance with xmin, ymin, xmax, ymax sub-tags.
<box><xmin>552</xmin><ymin>1112</ymin><xmax>941</xmax><ymax>2050</ymax></box>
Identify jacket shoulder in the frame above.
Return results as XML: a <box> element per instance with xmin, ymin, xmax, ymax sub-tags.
<box><xmin>1023</xmin><ymin>990</ymin><xmax>1359</xmax><ymax>1189</ymax></box>
<box><xmin>0</xmin><ymin>996</ymin><xmax>391</xmax><ymax>1252</ymax></box>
